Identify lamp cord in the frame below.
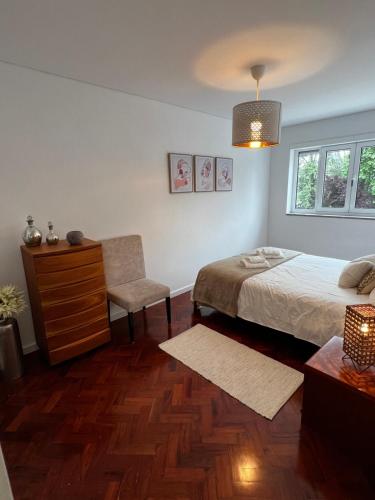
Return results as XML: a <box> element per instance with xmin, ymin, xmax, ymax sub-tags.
<box><xmin>256</xmin><ymin>79</ymin><xmax>260</xmax><ymax>101</ymax></box>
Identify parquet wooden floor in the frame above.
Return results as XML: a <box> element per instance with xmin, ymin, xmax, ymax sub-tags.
<box><xmin>0</xmin><ymin>293</ymin><xmax>373</xmax><ymax>499</ymax></box>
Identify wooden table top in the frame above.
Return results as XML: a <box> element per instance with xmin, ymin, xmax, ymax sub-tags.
<box><xmin>21</xmin><ymin>238</ymin><xmax>99</xmax><ymax>256</ymax></box>
<box><xmin>305</xmin><ymin>336</ymin><xmax>375</xmax><ymax>398</ymax></box>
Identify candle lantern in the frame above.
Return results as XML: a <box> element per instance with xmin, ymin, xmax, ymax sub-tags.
<box><xmin>343</xmin><ymin>304</ymin><xmax>375</xmax><ymax>373</ymax></box>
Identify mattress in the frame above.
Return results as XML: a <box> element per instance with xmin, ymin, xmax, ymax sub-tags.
<box><xmin>237</xmin><ymin>253</ymin><xmax>369</xmax><ymax>347</ymax></box>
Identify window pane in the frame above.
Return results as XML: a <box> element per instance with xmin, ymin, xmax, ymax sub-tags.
<box><xmin>295</xmin><ymin>151</ymin><xmax>319</xmax><ymax>209</ymax></box>
<box><xmin>355</xmin><ymin>146</ymin><xmax>375</xmax><ymax>209</ymax></box>
<box><xmin>322</xmin><ymin>149</ymin><xmax>350</xmax><ymax>208</ymax></box>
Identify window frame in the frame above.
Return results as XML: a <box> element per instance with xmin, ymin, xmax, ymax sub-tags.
<box><xmin>349</xmin><ymin>140</ymin><xmax>375</xmax><ymax>215</ymax></box>
<box><xmin>315</xmin><ymin>143</ymin><xmax>356</xmax><ymax>214</ymax></box>
<box><xmin>290</xmin><ymin>148</ymin><xmax>320</xmax><ymax>214</ymax></box>
<box><xmin>289</xmin><ymin>139</ymin><xmax>375</xmax><ymax>217</ymax></box>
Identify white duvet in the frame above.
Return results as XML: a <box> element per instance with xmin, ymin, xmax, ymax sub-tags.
<box><xmin>237</xmin><ymin>252</ymin><xmax>369</xmax><ymax>347</ymax></box>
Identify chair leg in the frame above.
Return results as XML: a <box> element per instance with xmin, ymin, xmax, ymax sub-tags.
<box><xmin>166</xmin><ymin>296</ymin><xmax>171</xmax><ymax>324</ymax></box>
<box><xmin>128</xmin><ymin>312</ymin><xmax>135</xmax><ymax>343</ymax></box>
<box><xmin>107</xmin><ymin>299</ymin><xmax>111</xmax><ymax>322</ymax></box>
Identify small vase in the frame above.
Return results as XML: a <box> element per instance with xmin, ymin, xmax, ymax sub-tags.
<box><xmin>66</xmin><ymin>230</ymin><xmax>84</xmax><ymax>245</ymax></box>
<box><xmin>46</xmin><ymin>221</ymin><xmax>59</xmax><ymax>245</ymax></box>
<box><xmin>0</xmin><ymin>318</ymin><xmax>24</xmax><ymax>381</ymax></box>
<box><xmin>22</xmin><ymin>215</ymin><xmax>42</xmax><ymax>247</ymax></box>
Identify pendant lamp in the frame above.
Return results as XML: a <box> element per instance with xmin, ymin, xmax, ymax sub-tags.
<box><xmin>232</xmin><ymin>65</ymin><xmax>281</xmax><ymax>148</ymax></box>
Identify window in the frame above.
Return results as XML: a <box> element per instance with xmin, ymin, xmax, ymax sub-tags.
<box><xmin>295</xmin><ymin>150</ymin><xmax>319</xmax><ymax>209</ymax></box>
<box><xmin>290</xmin><ymin>140</ymin><xmax>375</xmax><ymax>217</ymax></box>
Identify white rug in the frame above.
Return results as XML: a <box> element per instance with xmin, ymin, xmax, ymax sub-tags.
<box><xmin>159</xmin><ymin>324</ymin><xmax>304</xmax><ymax>420</ymax></box>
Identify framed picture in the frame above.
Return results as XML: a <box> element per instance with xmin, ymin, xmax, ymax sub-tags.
<box><xmin>169</xmin><ymin>153</ymin><xmax>193</xmax><ymax>193</ymax></box>
<box><xmin>194</xmin><ymin>155</ymin><xmax>214</xmax><ymax>192</ymax></box>
<box><xmin>215</xmin><ymin>157</ymin><xmax>233</xmax><ymax>191</ymax></box>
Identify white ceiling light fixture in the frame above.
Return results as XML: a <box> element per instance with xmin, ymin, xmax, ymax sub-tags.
<box><xmin>232</xmin><ymin>65</ymin><xmax>281</xmax><ymax>149</ymax></box>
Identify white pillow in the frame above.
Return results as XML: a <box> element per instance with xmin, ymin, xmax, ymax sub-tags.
<box><xmin>369</xmin><ymin>287</ymin><xmax>375</xmax><ymax>304</ymax></box>
<box><xmin>338</xmin><ymin>260</ymin><xmax>373</xmax><ymax>288</ymax></box>
<box><xmin>353</xmin><ymin>254</ymin><xmax>375</xmax><ymax>265</ymax></box>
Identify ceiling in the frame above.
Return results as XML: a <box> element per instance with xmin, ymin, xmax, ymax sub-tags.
<box><xmin>0</xmin><ymin>0</ymin><xmax>375</xmax><ymax>125</ymax></box>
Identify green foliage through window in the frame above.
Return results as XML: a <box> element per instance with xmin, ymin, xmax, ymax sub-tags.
<box><xmin>356</xmin><ymin>146</ymin><xmax>375</xmax><ymax>209</ymax></box>
<box><xmin>295</xmin><ymin>151</ymin><xmax>319</xmax><ymax>209</ymax></box>
<box><xmin>322</xmin><ymin>149</ymin><xmax>350</xmax><ymax>208</ymax></box>
<box><xmin>292</xmin><ymin>141</ymin><xmax>375</xmax><ymax>215</ymax></box>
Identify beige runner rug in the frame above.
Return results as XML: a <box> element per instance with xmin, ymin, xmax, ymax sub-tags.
<box><xmin>159</xmin><ymin>324</ymin><xmax>304</xmax><ymax>420</ymax></box>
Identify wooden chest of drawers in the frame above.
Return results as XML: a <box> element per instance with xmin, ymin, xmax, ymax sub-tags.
<box><xmin>21</xmin><ymin>239</ymin><xmax>110</xmax><ymax>365</ymax></box>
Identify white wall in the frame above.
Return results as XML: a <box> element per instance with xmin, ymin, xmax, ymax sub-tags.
<box><xmin>0</xmin><ymin>62</ymin><xmax>270</xmax><ymax>352</ymax></box>
<box><xmin>268</xmin><ymin>109</ymin><xmax>375</xmax><ymax>259</ymax></box>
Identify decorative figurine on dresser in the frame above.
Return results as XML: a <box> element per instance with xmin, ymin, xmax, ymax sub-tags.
<box><xmin>21</xmin><ymin>238</ymin><xmax>111</xmax><ymax>365</ymax></box>
<box><xmin>22</xmin><ymin>215</ymin><xmax>42</xmax><ymax>247</ymax></box>
<box><xmin>46</xmin><ymin>221</ymin><xmax>59</xmax><ymax>245</ymax></box>
<box><xmin>66</xmin><ymin>230</ymin><xmax>84</xmax><ymax>245</ymax></box>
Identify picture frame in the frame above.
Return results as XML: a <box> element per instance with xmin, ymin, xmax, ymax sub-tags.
<box><xmin>194</xmin><ymin>155</ymin><xmax>215</xmax><ymax>192</ymax></box>
<box><xmin>168</xmin><ymin>153</ymin><xmax>193</xmax><ymax>193</ymax></box>
<box><xmin>215</xmin><ymin>157</ymin><xmax>233</xmax><ymax>191</ymax></box>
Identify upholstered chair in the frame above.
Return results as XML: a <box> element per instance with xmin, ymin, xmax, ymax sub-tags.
<box><xmin>101</xmin><ymin>235</ymin><xmax>171</xmax><ymax>342</ymax></box>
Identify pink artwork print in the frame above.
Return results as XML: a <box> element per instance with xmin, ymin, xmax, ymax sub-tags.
<box><xmin>169</xmin><ymin>154</ymin><xmax>193</xmax><ymax>193</ymax></box>
<box><xmin>194</xmin><ymin>156</ymin><xmax>214</xmax><ymax>191</ymax></box>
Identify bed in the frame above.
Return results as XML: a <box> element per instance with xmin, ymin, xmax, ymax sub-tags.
<box><xmin>193</xmin><ymin>250</ymin><xmax>370</xmax><ymax>347</ymax></box>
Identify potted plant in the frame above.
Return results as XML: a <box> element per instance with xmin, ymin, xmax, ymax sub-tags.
<box><xmin>0</xmin><ymin>285</ymin><xmax>26</xmax><ymax>381</ymax></box>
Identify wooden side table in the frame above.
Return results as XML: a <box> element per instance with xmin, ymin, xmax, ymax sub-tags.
<box><xmin>302</xmin><ymin>336</ymin><xmax>375</xmax><ymax>468</ymax></box>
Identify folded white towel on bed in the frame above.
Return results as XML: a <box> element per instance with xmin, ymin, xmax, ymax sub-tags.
<box><xmin>244</xmin><ymin>247</ymin><xmax>285</xmax><ymax>258</ymax></box>
<box><xmin>240</xmin><ymin>257</ymin><xmax>270</xmax><ymax>269</ymax></box>
<box><xmin>257</xmin><ymin>247</ymin><xmax>285</xmax><ymax>259</ymax></box>
<box><xmin>245</xmin><ymin>255</ymin><xmax>267</xmax><ymax>264</ymax></box>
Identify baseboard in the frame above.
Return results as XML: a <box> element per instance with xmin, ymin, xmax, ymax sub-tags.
<box><xmin>22</xmin><ymin>283</ymin><xmax>195</xmax><ymax>353</ymax></box>
<box><xmin>171</xmin><ymin>283</ymin><xmax>194</xmax><ymax>298</ymax></box>
<box><xmin>22</xmin><ymin>342</ymin><xmax>39</xmax><ymax>354</ymax></box>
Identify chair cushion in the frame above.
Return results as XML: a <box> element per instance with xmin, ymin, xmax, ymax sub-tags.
<box><xmin>108</xmin><ymin>278</ymin><xmax>170</xmax><ymax>312</ymax></box>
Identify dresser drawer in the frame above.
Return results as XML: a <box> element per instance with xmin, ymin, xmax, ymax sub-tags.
<box><xmin>37</xmin><ymin>262</ymin><xmax>105</xmax><ymax>290</ymax></box>
<box><xmin>45</xmin><ymin>302</ymin><xmax>108</xmax><ymax>336</ymax></box>
<box><xmin>34</xmin><ymin>246</ymin><xmax>102</xmax><ymax>273</ymax></box>
<box><xmin>49</xmin><ymin>329</ymin><xmax>110</xmax><ymax>365</ymax></box>
<box><xmin>42</xmin><ymin>290</ymin><xmax>107</xmax><ymax>322</ymax></box>
<box><xmin>47</xmin><ymin>316</ymin><xmax>109</xmax><ymax>350</ymax></box>
<box><xmin>40</xmin><ymin>276</ymin><xmax>106</xmax><ymax>305</ymax></box>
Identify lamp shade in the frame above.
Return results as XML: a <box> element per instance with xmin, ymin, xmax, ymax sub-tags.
<box><xmin>232</xmin><ymin>100</ymin><xmax>281</xmax><ymax>148</ymax></box>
